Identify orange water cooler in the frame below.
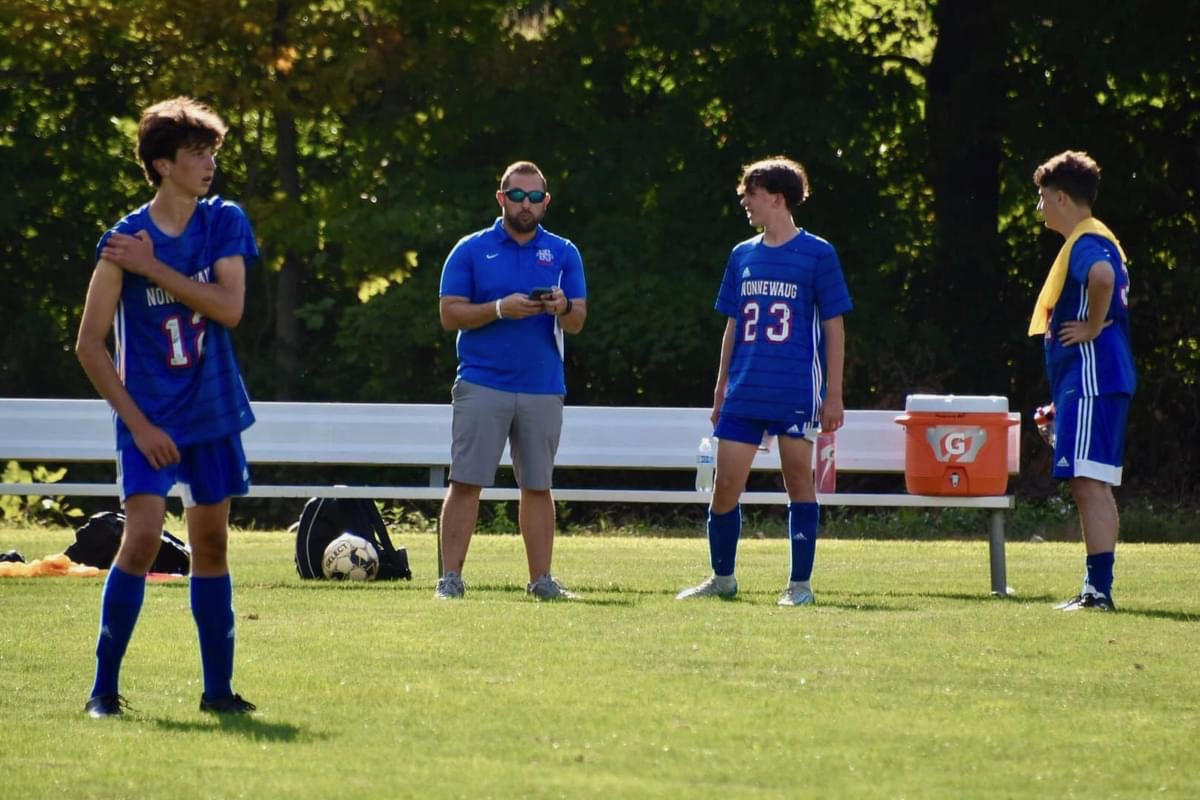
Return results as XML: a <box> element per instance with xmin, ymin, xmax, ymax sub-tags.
<box><xmin>894</xmin><ymin>395</ymin><xmax>1017</xmax><ymax>496</ymax></box>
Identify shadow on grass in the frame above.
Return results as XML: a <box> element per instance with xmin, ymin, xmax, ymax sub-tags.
<box><xmin>895</xmin><ymin>591</ymin><xmax>1061</xmax><ymax>604</ymax></box>
<box><xmin>650</xmin><ymin>588</ymin><xmax>908</xmax><ymax>612</ymax></box>
<box><xmin>481</xmin><ymin>585</ymin><xmax>642</xmax><ymax>607</ymax></box>
<box><xmin>843</xmin><ymin>590</ymin><xmax>1199</xmax><ymax>622</ymax></box>
<box><xmin>150</xmin><ymin>714</ymin><xmax>316</xmax><ymax>742</ymax></box>
<box><xmin>540</xmin><ymin>596</ymin><xmax>639</xmax><ymax>607</ymax></box>
<box><xmin>262</xmin><ymin>581</ymin><xmax>427</xmax><ymax>592</ymax></box>
<box><xmin>1107</xmin><ymin>608</ymin><xmax>1199</xmax><ymax>623</ymax></box>
<box><xmin>804</xmin><ymin>600</ymin><xmax>909</xmax><ymax>612</ymax></box>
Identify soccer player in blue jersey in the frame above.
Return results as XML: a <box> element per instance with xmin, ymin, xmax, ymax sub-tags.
<box><xmin>678</xmin><ymin>156</ymin><xmax>852</xmax><ymax>606</ymax></box>
<box><xmin>1030</xmin><ymin>151</ymin><xmax>1134</xmax><ymax>612</ymax></box>
<box><xmin>75</xmin><ymin>97</ymin><xmax>259</xmax><ymax>716</ymax></box>
<box><xmin>436</xmin><ymin>161</ymin><xmax>587</xmax><ymax>600</ymax></box>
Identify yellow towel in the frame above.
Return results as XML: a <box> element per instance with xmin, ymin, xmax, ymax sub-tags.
<box><xmin>0</xmin><ymin>553</ymin><xmax>102</xmax><ymax>577</ymax></box>
<box><xmin>1028</xmin><ymin>217</ymin><xmax>1126</xmax><ymax>336</ymax></box>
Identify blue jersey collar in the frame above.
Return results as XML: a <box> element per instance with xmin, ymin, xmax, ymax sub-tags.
<box><xmin>490</xmin><ymin>217</ymin><xmax>545</xmax><ymax>246</ymax></box>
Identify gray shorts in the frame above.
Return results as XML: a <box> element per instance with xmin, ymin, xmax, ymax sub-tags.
<box><xmin>449</xmin><ymin>379</ymin><xmax>564</xmax><ymax>490</ymax></box>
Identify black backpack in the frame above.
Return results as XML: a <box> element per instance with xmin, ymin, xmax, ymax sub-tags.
<box><xmin>65</xmin><ymin>510</ymin><xmax>192</xmax><ymax>575</ymax></box>
<box><xmin>294</xmin><ymin>498</ymin><xmax>412</xmax><ymax>581</ymax></box>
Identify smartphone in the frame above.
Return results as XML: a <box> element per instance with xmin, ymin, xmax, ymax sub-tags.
<box><xmin>528</xmin><ymin>287</ymin><xmax>555</xmax><ymax>300</ymax></box>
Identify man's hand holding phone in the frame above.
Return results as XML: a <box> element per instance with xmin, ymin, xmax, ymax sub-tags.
<box><xmin>528</xmin><ymin>286</ymin><xmax>567</xmax><ymax>316</ymax></box>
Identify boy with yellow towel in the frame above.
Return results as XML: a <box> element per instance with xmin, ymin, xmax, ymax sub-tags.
<box><xmin>1030</xmin><ymin>151</ymin><xmax>1135</xmax><ymax>611</ymax></box>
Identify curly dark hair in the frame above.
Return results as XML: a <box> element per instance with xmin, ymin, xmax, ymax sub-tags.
<box><xmin>738</xmin><ymin>156</ymin><xmax>810</xmax><ymax>210</ymax></box>
<box><xmin>1033</xmin><ymin>150</ymin><xmax>1101</xmax><ymax>206</ymax></box>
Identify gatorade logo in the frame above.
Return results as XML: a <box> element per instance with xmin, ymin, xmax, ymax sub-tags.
<box><xmin>925</xmin><ymin>426</ymin><xmax>987</xmax><ymax>463</ymax></box>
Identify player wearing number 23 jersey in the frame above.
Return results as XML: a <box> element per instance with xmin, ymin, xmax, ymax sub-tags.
<box><xmin>677</xmin><ymin>157</ymin><xmax>849</xmax><ymax>608</ymax></box>
<box><xmin>96</xmin><ymin>197</ymin><xmax>258</xmax><ymax>450</ymax></box>
<box><xmin>715</xmin><ymin>230</ymin><xmax>853</xmax><ymax>425</ymax></box>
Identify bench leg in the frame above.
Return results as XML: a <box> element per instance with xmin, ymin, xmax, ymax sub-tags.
<box><xmin>989</xmin><ymin>509</ymin><xmax>1010</xmax><ymax>596</ymax></box>
<box><xmin>431</xmin><ymin>467</ymin><xmax>445</xmax><ymax>578</ymax></box>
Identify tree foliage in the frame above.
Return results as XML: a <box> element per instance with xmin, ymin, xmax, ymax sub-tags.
<box><xmin>1</xmin><ymin>0</ymin><xmax>1196</xmax><ymax>499</ymax></box>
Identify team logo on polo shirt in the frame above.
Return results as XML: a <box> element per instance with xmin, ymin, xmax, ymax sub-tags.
<box><xmin>536</xmin><ymin>248</ymin><xmax>554</xmax><ymax>265</ymax></box>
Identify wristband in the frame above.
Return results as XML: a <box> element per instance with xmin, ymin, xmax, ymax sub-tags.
<box><xmin>495</xmin><ymin>298</ymin><xmax>504</xmax><ymax>320</ymax></box>
<box><xmin>559</xmin><ymin>298</ymin><xmax>573</xmax><ymax>316</ymax></box>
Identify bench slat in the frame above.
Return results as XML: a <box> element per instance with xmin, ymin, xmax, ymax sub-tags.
<box><xmin>0</xmin><ymin>399</ymin><xmax>1019</xmax><ymax>474</ymax></box>
<box><xmin>0</xmin><ymin>481</ymin><xmax>1014</xmax><ymax>508</ymax></box>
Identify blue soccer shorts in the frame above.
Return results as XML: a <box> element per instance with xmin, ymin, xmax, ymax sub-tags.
<box><xmin>1051</xmin><ymin>393</ymin><xmax>1130</xmax><ymax>485</ymax></box>
<box><xmin>117</xmin><ymin>433</ymin><xmax>251</xmax><ymax>507</ymax></box>
<box><xmin>714</xmin><ymin>413</ymin><xmax>819</xmax><ymax>446</ymax></box>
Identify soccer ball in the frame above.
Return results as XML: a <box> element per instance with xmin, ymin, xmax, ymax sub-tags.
<box><xmin>321</xmin><ymin>533</ymin><xmax>380</xmax><ymax>581</ymax></box>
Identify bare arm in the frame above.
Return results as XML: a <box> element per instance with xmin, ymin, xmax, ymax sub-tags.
<box><xmin>711</xmin><ymin>318</ymin><xmax>736</xmax><ymax>426</ymax></box>
<box><xmin>101</xmin><ymin>231</ymin><xmax>246</xmax><ymax>328</ymax></box>
<box><xmin>1058</xmin><ymin>260</ymin><xmax>1115</xmax><ymax>346</ymax></box>
<box><xmin>543</xmin><ymin>287</ymin><xmax>587</xmax><ymax>335</ymax></box>
<box><xmin>75</xmin><ymin>260</ymin><xmax>180</xmax><ymax>468</ymax></box>
<box><xmin>821</xmin><ymin>315</ymin><xmax>846</xmax><ymax>431</ymax></box>
<box><xmin>440</xmin><ymin>293</ymin><xmax>557</xmax><ymax>331</ymax></box>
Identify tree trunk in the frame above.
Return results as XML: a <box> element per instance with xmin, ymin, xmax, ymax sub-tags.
<box><xmin>925</xmin><ymin>0</ymin><xmax>1011</xmax><ymax>389</ymax></box>
<box><xmin>273</xmin><ymin>109</ymin><xmax>303</xmax><ymax>400</ymax></box>
<box><xmin>271</xmin><ymin>0</ymin><xmax>303</xmax><ymax>400</ymax></box>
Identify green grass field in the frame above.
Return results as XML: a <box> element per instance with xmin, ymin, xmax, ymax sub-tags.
<box><xmin>1</xmin><ymin>526</ymin><xmax>1197</xmax><ymax>799</ymax></box>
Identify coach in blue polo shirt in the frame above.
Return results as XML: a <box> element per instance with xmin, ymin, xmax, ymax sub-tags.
<box><xmin>435</xmin><ymin>160</ymin><xmax>587</xmax><ymax>601</ymax></box>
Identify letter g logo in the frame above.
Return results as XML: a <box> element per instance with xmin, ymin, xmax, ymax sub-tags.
<box><xmin>944</xmin><ymin>432</ymin><xmax>968</xmax><ymax>456</ymax></box>
<box><xmin>926</xmin><ymin>426</ymin><xmax>987</xmax><ymax>463</ymax></box>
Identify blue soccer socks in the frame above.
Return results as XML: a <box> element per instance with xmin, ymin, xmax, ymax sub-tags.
<box><xmin>190</xmin><ymin>574</ymin><xmax>236</xmax><ymax>700</ymax></box>
<box><xmin>89</xmin><ymin>569</ymin><xmax>242</xmax><ymax>704</ymax></box>
<box><xmin>708</xmin><ymin>505</ymin><xmax>742</xmax><ymax>577</ymax></box>
<box><xmin>709</xmin><ymin>502</ymin><xmax>818</xmax><ymax>585</ymax></box>
<box><xmin>788</xmin><ymin>501</ymin><xmax>820</xmax><ymax>583</ymax></box>
<box><xmin>1085</xmin><ymin>551</ymin><xmax>1115</xmax><ymax>600</ymax></box>
<box><xmin>90</xmin><ymin>565</ymin><xmax>146</xmax><ymax>698</ymax></box>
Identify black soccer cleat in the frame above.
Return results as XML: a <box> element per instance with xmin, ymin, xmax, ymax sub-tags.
<box><xmin>85</xmin><ymin>693</ymin><xmax>130</xmax><ymax>718</ymax></box>
<box><xmin>199</xmin><ymin>692</ymin><xmax>257</xmax><ymax>714</ymax></box>
<box><xmin>1055</xmin><ymin>592</ymin><xmax>1116</xmax><ymax>612</ymax></box>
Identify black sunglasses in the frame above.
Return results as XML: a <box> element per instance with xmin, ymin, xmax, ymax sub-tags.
<box><xmin>503</xmin><ymin>188</ymin><xmax>547</xmax><ymax>204</ymax></box>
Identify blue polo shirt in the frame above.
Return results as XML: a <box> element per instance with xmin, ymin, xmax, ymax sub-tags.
<box><xmin>439</xmin><ymin>218</ymin><xmax>586</xmax><ymax>394</ymax></box>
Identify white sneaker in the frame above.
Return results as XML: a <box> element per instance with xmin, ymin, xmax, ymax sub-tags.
<box><xmin>434</xmin><ymin>571</ymin><xmax>465</xmax><ymax>599</ymax></box>
<box><xmin>527</xmin><ymin>573</ymin><xmax>578</xmax><ymax>600</ymax></box>
<box><xmin>676</xmin><ymin>574</ymin><xmax>738</xmax><ymax>600</ymax></box>
<box><xmin>777</xmin><ymin>581</ymin><xmax>815</xmax><ymax>607</ymax></box>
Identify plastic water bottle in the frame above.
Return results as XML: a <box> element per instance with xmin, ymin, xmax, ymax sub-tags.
<box><xmin>1034</xmin><ymin>403</ymin><xmax>1056</xmax><ymax>448</ymax></box>
<box><xmin>695</xmin><ymin>436</ymin><xmax>715</xmax><ymax>492</ymax></box>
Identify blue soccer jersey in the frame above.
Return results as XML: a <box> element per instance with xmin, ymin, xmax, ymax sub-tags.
<box><xmin>715</xmin><ymin>230</ymin><xmax>852</xmax><ymax>422</ymax></box>
<box><xmin>439</xmin><ymin>218</ymin><xmax>587</xmax><ymax>395</ymax></box>
<box><xmin>1044</xmin><ymin>233</ymin><xmax>1136</xmax><ymax>399</ymax></box>
<box><xmin>97</xmin><ymin>197</ymin><xmax>258</xmax><ymax>449</ymax></box>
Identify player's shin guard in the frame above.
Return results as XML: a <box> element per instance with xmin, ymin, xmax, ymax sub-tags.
<box><xmin>91</xmin><ymin>565</ymin><xmax>146</xmax><ymax>697</ymax></box>
<box><xmin>708</xmin><ymin>505</ymin><xmax>742</xmax><ymax>577</ymax></box>
<box><xmin>788</xmin><ymin>501</ymin><xmax>820</xmax><ymax>582</ymax></box>
<box><xmin>191</xmin><ymin>574</ymin><xmax>236</xmax><ymax>699</ymax></box>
